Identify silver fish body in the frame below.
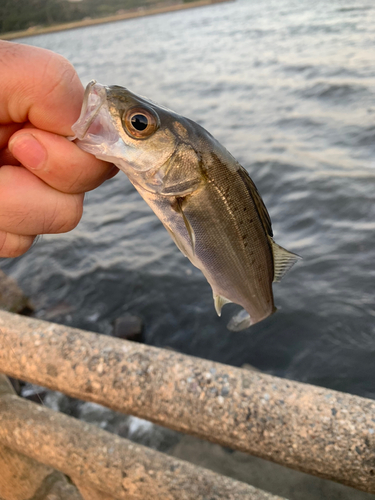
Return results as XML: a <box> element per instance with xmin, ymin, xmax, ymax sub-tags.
<box><xmin>72</xmin><ymin>81</ymin><xmax>299</xmax><ymax>329</ymax></box>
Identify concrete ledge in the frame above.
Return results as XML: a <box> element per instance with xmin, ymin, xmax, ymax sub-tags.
<box><xmin>0</xmin><ymin>311</ymin><xmax>374</xmax><ymax>493</ymax></box>
<box><xmin>0</xmin><ymin>375</ymin><xmax>83</xmax><ymax>500</ymax></box>
<box><xmin>0</xmin><ymin>393</ymin><xmax>284</xmax><ymax>500</ymax></box>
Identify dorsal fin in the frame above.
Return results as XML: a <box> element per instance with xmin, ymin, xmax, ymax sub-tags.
<box><xmin>269</xmin><ymin>237</ymin><xmax>301</xmax><ymax>282</ymax></box>
<box><xmin>237</xmin><ymin>166</ymin><xmax>273</xmax><ymax>237</ymax></box>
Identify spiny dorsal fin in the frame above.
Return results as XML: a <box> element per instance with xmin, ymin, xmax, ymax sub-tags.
<box><xmin>213</xmin><ymin>294</ymin><xmax>232</xmax><ymax>317</ymax></box>
<box><xmin>269</xmin><ymin>237</ymin><xmax>301</xmax><ymax>283</ymax></box>
<box><xmin>237</xmin><ymin>166</ymin><xmax>273</xmax><ymax>237</ymax></box>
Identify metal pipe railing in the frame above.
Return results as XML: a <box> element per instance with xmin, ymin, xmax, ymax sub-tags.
<box><xmin>0</xmin><ymin>310</ymin><xmax>374</xmax><ymax>493</ymax></box>
<box><xmin>0</xmin><ymin>392</ymin><xmax>284</xmax><ymax>500</ymax></box>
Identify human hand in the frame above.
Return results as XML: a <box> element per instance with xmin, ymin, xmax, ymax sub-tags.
<box><xmin>0</xmin><ymin>41</ymin><xmax>117</xmax><ymax>258</ymax></box>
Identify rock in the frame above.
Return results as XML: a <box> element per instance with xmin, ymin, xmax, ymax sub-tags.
<box><xmin>0</xmin><ymin>270</ymin><xmax>33</xmax><ymax>314</ymax></box>
<box><xmin>112</xmin><ymin>314</ymin><xmax>143</xmax><ymax>342</ymax></box>
<box><xmin>21</xmin><ymin>383</ymin><xmax>47</xmax><ymax>404</ymax></box>
<box><xmin>78</xmin><ymin>402</ymin><xmax>180</xmax><ymax>452</ymax></box>
<box><xmin>241</xmin><ymin>363</ymin><xmax>261</xmax><ymax>372</ymax></box>
<box><xmin>8</xmin><ymin>377</ymin><xmax>23</xmax><ymax>395</ymax></box>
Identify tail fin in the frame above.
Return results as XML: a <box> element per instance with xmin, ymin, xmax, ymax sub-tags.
<box><xmin>227</xmin><ymin>306</ymin><xmax>277</xmax><ymax>331</ymax></box>
<box><xmin>227</xmin><ymin>309</ymin><xmax>252</xmax><ymax>331</ymax></box>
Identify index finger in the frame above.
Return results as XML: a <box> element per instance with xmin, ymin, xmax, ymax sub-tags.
<box><xmin>0</xmin><ymin>41</ymin><xmax>84</xmax><ymax>136</ymax></box>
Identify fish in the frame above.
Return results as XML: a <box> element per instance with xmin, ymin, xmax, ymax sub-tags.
<box><xmin>71</xmin><ymin>81</ymin><xmax>300</xmax><ymax>330</ymax></box>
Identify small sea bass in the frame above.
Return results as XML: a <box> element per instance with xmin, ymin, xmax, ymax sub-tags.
<box><xmin>71</xmin><ymin>81</ymin><xmax>299</xmax><ymax>330</ymax></box>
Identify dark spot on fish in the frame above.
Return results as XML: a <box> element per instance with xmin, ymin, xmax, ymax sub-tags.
<box><xmin>249</xmin><ymin>219</ymin><xmax>254</xmax><ymax>223</ymax></box>
<box><xmin>243</xmin><ymin>207</ymin><xmax>247</xmax><ymax>211</ymax></box>
<box><xmin>244</xmin><ymin>242</ymin><xmax>248</xmax><ymax>247</ymax></box>
<box><xmin>236</xmin><ymin>166</ymin><xmax>273</xmax><ymax>237</ymax></box>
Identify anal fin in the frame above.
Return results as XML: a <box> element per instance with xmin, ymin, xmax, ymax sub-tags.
<box><xmin>269</xmin><ymin>237</ymin><xmax>301</xmax><ymax>283</ymax></box>
<box><xmin>213</xmin><ymin>294</ymin><xmax>232</xmax><ymax>317</ymax></box>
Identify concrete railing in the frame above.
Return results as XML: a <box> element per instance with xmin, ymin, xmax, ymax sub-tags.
<box><xmin>0</xmin><ymin>310</ymin><xmax>374</xmax><ymax>499</ymax></box>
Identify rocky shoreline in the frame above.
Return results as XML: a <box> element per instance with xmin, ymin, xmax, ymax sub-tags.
<box><xmin>0</xmin><ymin>270</ymin><xmax>33</xmax><ymax>315</ymax></box>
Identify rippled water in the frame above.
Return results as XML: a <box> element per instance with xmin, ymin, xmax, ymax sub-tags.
<box><xmin>3</xmin><ymin>0</ymin><xmax>375</xmax><ymax>400</ymax></box>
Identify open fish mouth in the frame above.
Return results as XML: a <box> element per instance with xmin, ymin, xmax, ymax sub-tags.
<box><xmin>69</xmin><ymin>80</ymin><xmax>123</xmax><ymax>161</ymax></box>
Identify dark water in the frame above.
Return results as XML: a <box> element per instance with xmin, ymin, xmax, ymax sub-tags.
<box><xmin>3</xmin><ymin>0</ymin><xmax>375</xmax><ymax>403</ymax></box>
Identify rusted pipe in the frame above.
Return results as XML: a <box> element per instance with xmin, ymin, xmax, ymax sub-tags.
<box><xmin>0</xmin><ymin>393</ymin><xmax>285</xmax><ymax>500</ymax></box>
<box><xmin>0</xmin><ymin>311</ymin><xmax>374</xmax><ymax>493</ymax></box>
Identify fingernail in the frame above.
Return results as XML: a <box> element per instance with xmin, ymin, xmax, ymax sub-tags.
<box><xmin>9</xmin><ymin>134</ymin><xmax>47</xmax><ymax>170</ymax></box>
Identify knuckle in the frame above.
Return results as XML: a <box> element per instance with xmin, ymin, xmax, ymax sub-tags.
<box><xmin>44</xmin><ymin>195</ymin><xmax>83</xmax><ymax>234</ymax></box>
<box><xmin>44</xmin><ymin>54</ymin><xmax>78</xmax><ymax>99</ymax></box>
<box><xmin>0</xmin><ymin>231</ymin><xmax>33</xmax><ymax>258</ymax></box>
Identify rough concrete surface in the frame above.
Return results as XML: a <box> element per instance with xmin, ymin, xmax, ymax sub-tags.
<box><xmin>169</xmin><ymin>435</ymin><xmax>375</xmax><ymax>500</ymax></box>
<box><xmin>0</xmin><ymin>393</ymin><xmax>285</xmax><ymax>500</ymax></box>
<box><xmin>0</xmin><ymin>311</ymin><xmax>374</xmax><ymax>494</ymax></box>
<box><xmin>0</xmin><ymin>375</ymin><xmax>81</xmax><ymax>500</ymax></box>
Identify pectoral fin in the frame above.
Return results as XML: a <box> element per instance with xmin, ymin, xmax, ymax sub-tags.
<box><xmin>213</xmin><ymin>294</ymin><xmax>232</xmax><ymax>316</ymax></box>
<box><xmin>269</xmin><ymin>237</ymin><xmax>301</xmax><ymax>283</ymax></box>
<box><xmin>174</xmin><ymin>198</ymin><xmax>196</xmax><ymax>255</ymax></box>
<box><xmin>165</xmin><ymin>226</ymin><xmax>189</xmax><ymax>258</ymax></box>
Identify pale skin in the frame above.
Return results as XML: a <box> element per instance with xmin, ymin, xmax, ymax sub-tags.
<box><xmin>0</xmin><ymin>41</ymin><xmax>117</xmax><ymax>258</ymax></box>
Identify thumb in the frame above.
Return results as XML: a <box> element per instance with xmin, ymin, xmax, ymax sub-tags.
<box><xmin>0</xmin><ymin>41</ymin><xmax>84</xmax><ymax>136</ymax></box>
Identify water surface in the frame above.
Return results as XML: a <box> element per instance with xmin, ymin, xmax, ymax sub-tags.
<box><xmin>3</xmin><ymin>0</ymin><xmax>375</xmax><ymax>401</ymax></box>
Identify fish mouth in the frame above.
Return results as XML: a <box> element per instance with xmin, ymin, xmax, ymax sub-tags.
<box><xmin>71</xmin><ymin>80</ymin><xmax>107</xmax><ymax>140</ymax></box>
<box><xmin>69</xmin><ymin>80</ymin><xmax>122</xmax><ymax>160</ymax></box>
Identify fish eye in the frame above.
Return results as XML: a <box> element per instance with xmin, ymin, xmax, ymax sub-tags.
<box><xmin>123</xmin><ymin>107</ymin><xmax>159</xmax><ymax>139</ymax></box>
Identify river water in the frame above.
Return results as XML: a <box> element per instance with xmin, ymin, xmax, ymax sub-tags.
<box><xmin>3</xmin><ymin>0</ymin><xmax>375</xmax><ymax>394</ymax></box>
<box><xmin>3</xmin><ymin>0</ymin><xmax>375</xmax><ymax>497</ymax></box>
<box><xmin>2</xmin><ymin>0</ymin><xmax>375</xmax><ymax>484</ymax></box>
